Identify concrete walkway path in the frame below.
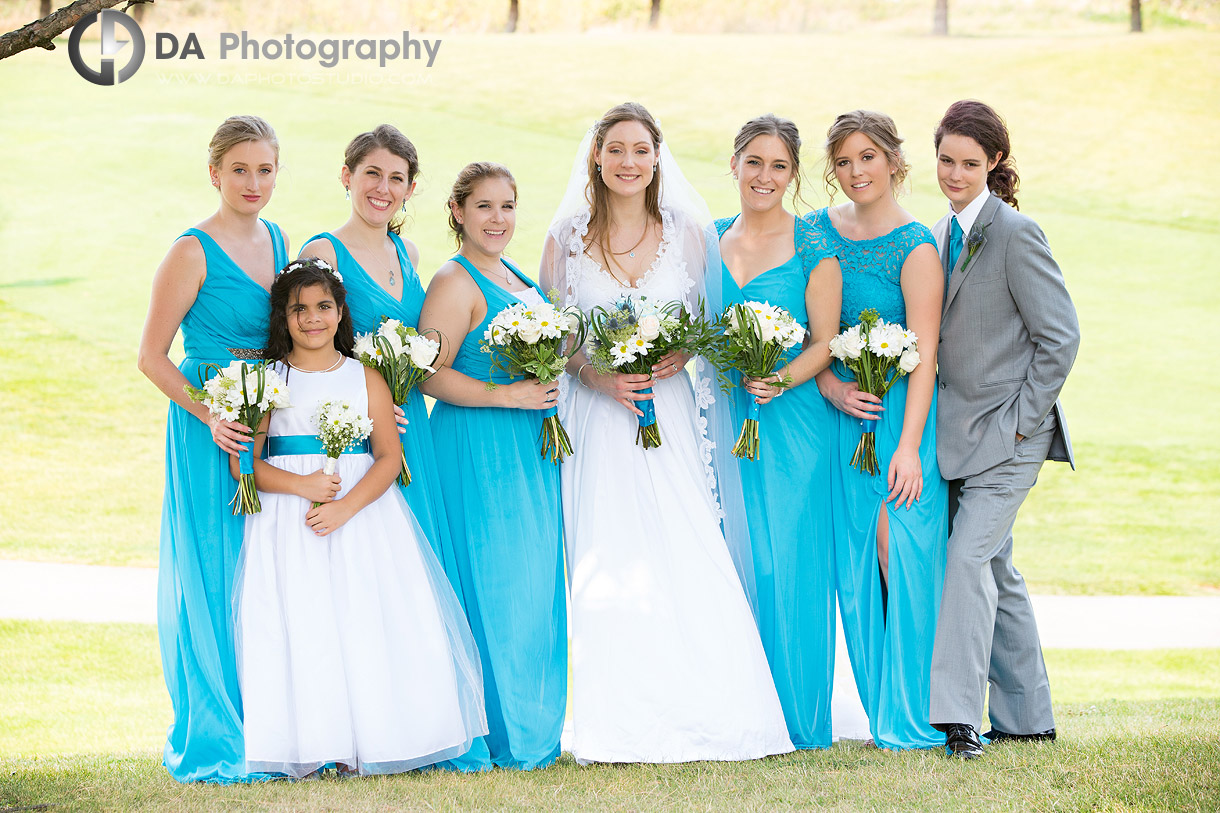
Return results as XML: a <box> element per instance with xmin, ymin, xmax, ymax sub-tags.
<box><xmin>2</xmin><ymin>559</ymin><xmax>1218</xmax><ymax>649</ymax></box>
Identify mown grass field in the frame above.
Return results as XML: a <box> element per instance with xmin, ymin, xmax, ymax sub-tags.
<box><xmin>1</xmin><ymin>620</ymin><xmax>1218</xmax><ymax>810</ymax></box>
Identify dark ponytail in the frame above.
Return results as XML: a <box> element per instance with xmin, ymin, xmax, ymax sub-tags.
<box><xmin>934</xmin><ymin>100</ymin><xmax>1020</xmax><ymax>210</ymax></box>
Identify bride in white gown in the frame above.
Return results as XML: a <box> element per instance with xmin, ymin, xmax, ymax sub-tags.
<box><xmin>542</xmin><ymin>102</ymin><xmax>793</xmax><ymax>764</ymax></box>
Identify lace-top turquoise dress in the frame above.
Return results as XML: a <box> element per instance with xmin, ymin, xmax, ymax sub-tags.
<box><xmin>158</xmin><ymin>219</ymin><xmax>286</xmax><ymax>783</ymax></box>
<box><xmin>714</xmin><ymin>214</ymin><xmax>838</xmax><ymax>749</ymax></box>
<box><xmin>807</xmin><ymin>207</ymin><xmax>948</xmax><ymax>750</ymax></box>
<box><xmin>302</xmin><ymin>231</ymin><xmax>457</xmax><ymax>579</ymax></box>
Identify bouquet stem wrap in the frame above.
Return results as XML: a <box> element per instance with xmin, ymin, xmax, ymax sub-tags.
<box><xmin>312</xmin><ymin>456</ymin><xmax>340</xmax><ymax>509</ymax></box>
<box><xmin>636</xmin><ymin>386</ymin><xmax>660</xmax><ymax>448</ymax></box>
<box><xmin>233</xmin><ymin>445</ymin><xmax>261</xmax><ymax>514</ymax></box>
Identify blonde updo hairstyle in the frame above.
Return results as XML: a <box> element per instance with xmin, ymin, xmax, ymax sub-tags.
<box><xmin>823</xmin><ymin>109</ymin><xmax>910</xmax><ymax>202</ymax></box>
<box><xmin>207</xmin><ymin>114</ymin><xmax>279</xmax><ymax>170</ymax></box>
<box><xmin>447</xmin><ymin>162</ymin><xmax>517</xmax><ymax>247</ymax></box>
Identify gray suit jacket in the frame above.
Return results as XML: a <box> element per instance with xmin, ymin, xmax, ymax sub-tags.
<box><xmin>933</xmin><ymin>194</ymin><xmax>1079</xmax><ymax>480</ymax></box>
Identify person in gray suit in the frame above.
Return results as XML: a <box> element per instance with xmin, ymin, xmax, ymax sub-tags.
<box><xmin>927</xmin><ymin>100</ymin><xmax>1079</xmax><ymax>758</ymax></box>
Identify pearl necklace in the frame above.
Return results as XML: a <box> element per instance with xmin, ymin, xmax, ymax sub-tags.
<box><xmin>286</xmin><ymin>352</ymin><xmax>344</xmax><ymax>373</ymax></box>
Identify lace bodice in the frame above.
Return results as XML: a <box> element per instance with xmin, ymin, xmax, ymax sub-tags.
<box><xmin>563</xmin><ymin>208</ymin><xmax>697</xmax><ymax>314</ymax></box>
<box><xmin>805</xmin><ymin>208</ymin><xmax>935</xmax><ymax>326</ymax></box>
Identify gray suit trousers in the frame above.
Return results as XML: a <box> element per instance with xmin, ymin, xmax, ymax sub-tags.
<box><xmin>929</xmin><ymin>416</ymin><xmax>1056</xmax><ymax>734</ymax></box>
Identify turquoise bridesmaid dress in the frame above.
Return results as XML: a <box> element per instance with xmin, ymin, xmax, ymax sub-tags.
<box><xmin>429</xmin><ymin>255</ymin><xmax>566</xmax><ymax>771</ymax></box>
<box><xmin>158</xmin><ymin>219</ymin><xmax>286</xmax><ymax>783</ymax></box>
<box><xmin>806</xmin><ymin>208</ymin><xmax>948</xmax><ymax>750</ymax></box>
<box><xmin>302</xmin><ymin>231</ymin><xmax>456</xmax><ymax>575</ymax></box>
<box><xmin>714</xmin><ymin>215</ymin><xmax>837</xmax><ymax>749</ymax></box>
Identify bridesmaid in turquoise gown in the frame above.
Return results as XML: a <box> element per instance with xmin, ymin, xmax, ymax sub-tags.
<box><xmin>298</xmin><ymin>125</ymin><xmax>454</xmax><ymax>571</ymax></box>
<box><xmin>713</xmin><ymin>115</ymin><xmax>843</xmax><ymax>749</ymax></box>
<box><xmin>810</xmin><ymin>110</ymin><xmax>948</xmax><ymax>750</ymax></box>
<box><xmin>136</xmin><ymin>116</ymin><xmax>287</xmax><ymax>783</ymax></box>
<box><xmin>419</xmin><ymin>163</ymin><xmax>565</xmax><ymax>770</ymax></box>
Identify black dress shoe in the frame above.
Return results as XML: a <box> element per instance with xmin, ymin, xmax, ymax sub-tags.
<box><xmin>943</xmin><ymin>724</ymin><xmax>983</xmax><ymax>759</ymax></box>
<box><xmin>984</xmin><ymin>727</ymin><xmax>1056</xmax><ymax>743</ymax></box>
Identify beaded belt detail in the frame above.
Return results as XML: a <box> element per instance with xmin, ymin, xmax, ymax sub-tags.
<box><xmin>226</xmin><ymin>347</ymin><xmax>267</xmax><ymax>360</ymax></box>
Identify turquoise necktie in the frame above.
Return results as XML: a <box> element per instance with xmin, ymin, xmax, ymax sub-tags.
<box><xmin>945</xmin><ymin>216</ymin><xmax>964</xmax><ymax>289</ymax></box>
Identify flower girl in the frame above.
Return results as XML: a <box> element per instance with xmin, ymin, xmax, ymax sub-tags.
<box><xmin>232</xmin><ymin>258</ymin><xmax>486</xmax><ymax>778</ymax></box>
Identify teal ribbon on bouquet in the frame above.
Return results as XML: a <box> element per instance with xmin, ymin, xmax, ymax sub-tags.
<box><xmin>635</xmin><ymin>385</ymin><xmax>662</xmax><ymax>449</ymax></box>
<box><xmin>238</xmin><ymin>446</ymin><xmax>254</xmax><ymax>475</ymax></box>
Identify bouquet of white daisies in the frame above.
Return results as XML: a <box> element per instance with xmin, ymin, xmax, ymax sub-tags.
<box><xmin>185</xmin><ymin>360</ymin><xmax>291</xmax><ymax>514</ymax></box>
<box><xmin>586</xmin><ymin>295</ymin><xmax>693</xmax><ymax>450</ymax></box>
<box><xmin>711</xmin><ymin>301</ymin><xmax>806</xmax><ymax>461</ymax></box>
<box><xmin>481</xmin><ymin>296</ymin><xmax>587</xmax><ymax>463</ymax></box>
<box><xmin>311</xmin><ymin>399</ymin><xmax>374</xmax><ymax>507</ymax></box>
<box><xmin>829</xmin><ymin>308</ymin><xmax>920</xmax><ymax>476</ymax></box>
<box><xmin>354</xmin><ymin>318</ymin><xmax>441</xmax><ymax>486</ymax></box>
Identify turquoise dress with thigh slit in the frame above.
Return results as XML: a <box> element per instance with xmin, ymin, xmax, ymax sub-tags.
<box><xmin>158</xmin><ymin>219</ymin><xmax>286</xmax><ymax>783</ymax></box>
<box><xmin>806</xmin><ymin>208</ymin><xmax>948</xmax><ymax>750</ymax></box>
<box><xmin>429</xmin><ymin>256</ymin><xmax>566</xmax><ymax>770</ymax></box>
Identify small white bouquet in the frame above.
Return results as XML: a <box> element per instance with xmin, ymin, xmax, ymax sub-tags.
<box><xmin>185</xmin><ymin>359</ymin><xmax>291</xmax><ymax>514</ymax></box>
<box><xmin>481</xmin><ymin>296</ymin><xmax>586</xmax><ymax>463</ymax></box>
<box><xmin>586</xmin><ymin>295</ymin><xmax>692</xmax><ymax>450</ymax></box>
<box><xmin>711</xmin><ymin>301</ymin><xmax>806</xmax><ymax>461</ymax></box>
<box><xmin>354</xmin><ymin>318</ymin><xmax>441</xmax><ymax>487</ymax></box>
<box><xmin>311</xmin><ymin>399</ymin><xmax>374</xmax><ymax>507</ymax></box>
<box><xmin>829</xmin><ymin>308</ymin><xmax>920</xmax><ymax>475</ymax></box>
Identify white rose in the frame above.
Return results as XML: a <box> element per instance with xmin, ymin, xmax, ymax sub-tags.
<box><xmin>408</xmin><ymin>337</ymin><xmax>439</xmax><ymax>372</ymax></box>
<box><xmin>758</xmin><ymin>318</ymin><xmax>777</xmax><ymax>343</ymax></box>
<box><xmin>898</xmin><ymin>348</ymin><xmax>921</xmax><ymax>373</ymax></box>
<box><xmin>516</xmin><ymin>318</ymin><xmax>543</xmax><ymax>344</ymax></box>
<box><xmin>638</xmin><ymin>314</ymin><xmax>661</xmax><ymax>341</ymax></box>
<box><xmin>828</xmin><ymin>334</ymin><xmax>846</xmax><ymax>360</ymax></box>
<box><xmin>841</xmin><ymin>325</ymin><xmax>866</xmax><ymax>360</ymax></box>
<box><xmin>353</xmin><ymin>333</ymin><xmax>376</xmax><ymax>359</ymax></box>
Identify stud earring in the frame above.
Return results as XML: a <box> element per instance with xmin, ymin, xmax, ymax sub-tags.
<box><xmin>345</xmin><ymin>187</ymin><xmax>350</xmax><ymax>200</ymax></box>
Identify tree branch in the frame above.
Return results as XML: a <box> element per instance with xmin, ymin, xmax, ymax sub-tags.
<box><xmin>0</xmin><ymin>0</ymin><xmax>153</xmax><ymax>62</ymax></box>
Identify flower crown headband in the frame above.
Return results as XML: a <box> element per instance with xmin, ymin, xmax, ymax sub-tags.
<box><xmin>278</xmin><ymin>257</ymin><xmax>344</xmax><ymax>283</ymax></box>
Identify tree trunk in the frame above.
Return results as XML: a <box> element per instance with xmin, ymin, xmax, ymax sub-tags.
<box><xmin>932</xmin><ymin>0</ymin><xmax>948</xmax><ymax>36</ymax></box>
<box><xmin>649</xmin><ymin>0</ymin><xmax>661</xmax><ymax>29</ymax></box>
<box><xmin>1130</xmin><ymin>0</ymin><xmax>1142</xmax><ymax>32</ymax></box>
<box><xmin>506</xmin><ymin>0</ymin><xmax>518</xmax><ymax>33</ymax></box>
<box><xmin>132</xmin><ymin>2</ymin><xmax>146</xmax><ymax>23</ymax></box>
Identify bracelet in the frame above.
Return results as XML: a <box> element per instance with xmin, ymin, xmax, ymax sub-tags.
<box><xmin>576</xmin><ymin>363</ymin><xmax>591</xmax><ymax>387</ymax></box>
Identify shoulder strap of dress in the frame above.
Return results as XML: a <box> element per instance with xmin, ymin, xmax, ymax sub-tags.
<box><xmin>713</xmin><ymin>215</ymin><xmax>738</xmax><ymax>239</ymax></box>
<box><xmin>262</xmin><ymin>219</ymin><xmax>288</xmax><ymax>270</ymax></box>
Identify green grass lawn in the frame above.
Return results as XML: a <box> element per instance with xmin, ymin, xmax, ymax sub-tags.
<box><xmin>2</xmin><ymin>620</ymin><xmax>1217</xmax><ymax>810</ymax></box>
<box><xmin>0</xmin><ymin>28</ymin><xmax>1217</xmax><ymax>592</ymax></box>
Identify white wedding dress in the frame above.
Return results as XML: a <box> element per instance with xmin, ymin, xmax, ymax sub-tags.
<box><xmin>550</xmin><ymin>208</ymin><xmax>794</xmax><ymax>764</ymax></box>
